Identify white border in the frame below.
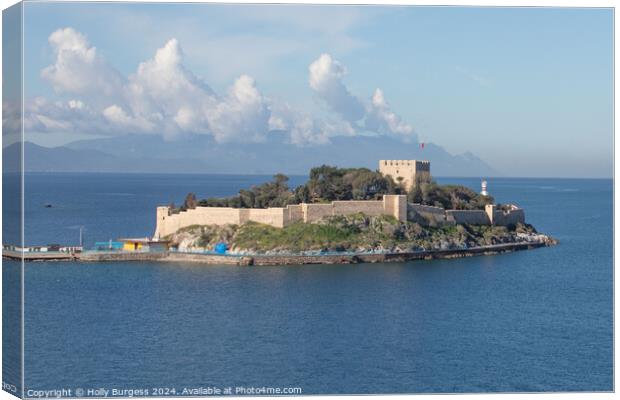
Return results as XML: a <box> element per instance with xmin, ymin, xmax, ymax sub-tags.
<box><xmin>0</xmin><ymin>1</ymin><xmax>617</xmax><ymax>400</ymax></box>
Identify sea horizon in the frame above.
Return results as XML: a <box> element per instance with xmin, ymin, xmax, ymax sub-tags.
<box><xmin>5</xmin><ymin>171</ymin><xmax>614</xmax><ymax>180</ymax></box>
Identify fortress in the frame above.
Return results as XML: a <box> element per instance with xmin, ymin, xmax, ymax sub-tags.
<box><xmin>153</xmin><ymin>160</ymin><xmax>525</xmax><ymax>239</ymax></box>
<box><xmin>379</xmin><ymin>160</ymin><xmax>431</xmax><ymax>191</ymax></box>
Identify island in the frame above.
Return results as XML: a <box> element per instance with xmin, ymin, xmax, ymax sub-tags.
<box><xmin>144</xmin><ymin>159</ymin><xmax>556</xmax><ymax>265</ymax></box>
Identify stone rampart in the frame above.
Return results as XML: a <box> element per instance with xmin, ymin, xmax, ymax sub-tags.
<box><xmin>408</xmin><ymin>203</ymin><xmax>453</xmax><ymax>226</ymax></box>
<box><xmin>302</xmin><ymin>203</ymin><xmax>334</xmax><ymax>222</ymax></box>
<box><xmin>409</xmin><ymin>204</ymin><xmax>445</xmax><ymax>215</ymax></box>
<box><xmin>384</xmin><ymin>195</ymin><xmax>408</xmax><ymax>222</ymax></box>
<box><xmin>154</xmin><ymin>195</ymin><xmax>408</xmax><ymax>238</ymax></box>
<box><xmin>487</xmin><ymin>204</ymin><xmax>525</xmax><ymax>226</ymax></box>
<box><xmin>244</xmin><ymin>208</ymin><xmax>286</xmax><ymax>228</ymax></box>
<box><xmin>446</xmin><ymin>210</ymin><xmax>491</xmax><ymax>225</ymax></box>
<box><xmin>332</xmin><ymin>200</ymin><xmax>384</xmax><ymax>216</ymax></box>
<box><xmin>286</xmin><ymin>204</ymin><xmax>303</xmax><ymax>224</ymax></box>
<box><xmin>153</xmin><ymin>195</ymin><xmax>525</xmax><ymax>239</ymax></box>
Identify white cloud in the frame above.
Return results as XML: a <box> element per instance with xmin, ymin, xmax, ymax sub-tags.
<box><xmin>268</xmin><ymin>114</ymin><xmax>288</xmax><ymax>132</ymax></box>
<box><xmin>269</xmin><ymin>102</ymin><xmax>323</xmax><ymax>144</ymax></box>
<box><xmin>308</xmin><ymin>53</ymin><xmax>365</xmax><ymax>123</ymax></box>
<box><xmin>102</xmin><ymin>104</ymin><xmax>156</xmax><ymax>133</ymax></box>
<box><xmin>41</xmin><ymin>28</ymin><xmax>124</xmax><ymax>100</ymax></box>
<box><xmin>308</xmin><ymin>53</ymin><xmax>416</xmax><ymax>140</ymax></box>
<box><xmin>23</xmin><ymin>97</ymin><xmax>106</xmax><ymax>134</ymax></box>
<box><xmin>67</xmin><ymin>99</ymin><xmax>84</xmax><ymax>109</ymax></box>
<box><xmin>269</xmin><ymin>101</ymin><xmax>355</xmax><ymax>145</ymax></box>
<box><xmin>34</xmin><ymin>29</ymin><xmax>281</xmax><ymax>143</ymax></box>
<box><xmin>122</xmin><ymin>38</ymin><xmax>217</xmax><ymax>138</ymax></box>
<box><xmin>30</xmin><ymin>28</ymin><xmax>417</xmax><ymax>146</ymax></box>
<box><xmin>206</xmin><ymin>75</ymin><xmax>271</xmax><ymax>143</ymax></box>
<box><xmin>366</xmin><ymin>88</ymin><xmax>414</xmax><ymax>138</ymax></box>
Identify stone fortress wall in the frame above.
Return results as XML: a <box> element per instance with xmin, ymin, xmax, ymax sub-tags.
<box><xmin>153</xmin><ymin>195</ymin><xmax>525</xmax><ymax>239</ymax></box>
<box><xmin>154</xmin><ymin>195</ymin><xmax>408</xmax><ymax>239</ymax></box>
<box><xmin>153</xmin><ymin>159</ymin><xmax>525</xmax><ymax>239</ymax></box>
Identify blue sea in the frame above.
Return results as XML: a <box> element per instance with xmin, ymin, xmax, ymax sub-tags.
<box><xmin>3</xmin><ymin>173</ymin><xmax>613</xmax><ymax>394</ymax></box>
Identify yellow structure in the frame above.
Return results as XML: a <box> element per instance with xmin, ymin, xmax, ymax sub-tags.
<box><xmin>118</xmin><ymin>238</ymin><xmax>169</xmax><ymax>252</ymax></box>
<box><xmin>122</xmin><ymin>241</ymin><xmax>143</xmax><ymax>251</ymax></box>
<box><xmin>379</xmin><ymin>160</ymin><xmax>431</xmax><ymax>191</ymax></box>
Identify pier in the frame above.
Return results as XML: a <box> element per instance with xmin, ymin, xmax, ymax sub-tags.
<box><xmin>3</xmin><ymin>250</ymin><xmax>78</xmax><ymax>261</ymax></box>
<box><xmin>3</xmin><ymin>240</ymin><xmax>553</xmax><ymax>265</ymax></box>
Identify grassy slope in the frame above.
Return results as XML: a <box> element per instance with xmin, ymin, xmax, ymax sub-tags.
<box><xmin>168</xmin><ymin>213</ymin><xmax>537</xmax><ymax>253</ymax></box>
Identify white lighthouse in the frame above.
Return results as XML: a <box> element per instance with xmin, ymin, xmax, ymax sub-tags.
<box><xmin>481</xmin><ymin>180</ymin><xmax>488</xmax><ymax>196</ymax></box>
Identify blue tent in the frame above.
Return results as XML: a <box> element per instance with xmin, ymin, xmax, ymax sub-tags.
<box><xmin>214</xmin><ymin>242</ymin><xmax>228</xmax><ymax>254</ymax></box>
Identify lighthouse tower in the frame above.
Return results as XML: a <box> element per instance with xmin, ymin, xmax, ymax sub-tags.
<box><xmin>481</xmin><ymin>180</ymin><xmax>488</xmax><ymax>196</ymax></box>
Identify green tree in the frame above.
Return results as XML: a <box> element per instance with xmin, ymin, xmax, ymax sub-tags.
<box><xmin>195</xmin><ymin>165</ymin><xmax>493</xmax><ymax>210</ymax></box>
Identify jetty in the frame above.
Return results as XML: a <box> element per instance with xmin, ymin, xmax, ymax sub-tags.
<box><xmin>4</xmin><ymin>239</ymin><xmax>554</xmax><ymax>266</ymax></box>
<box><xmin>3</xmin><ymin>249</ymin><xmax>78</xmax><ymax>261</ymax></box>
<box><xmin>3</xmin><ymin>244</ymin><xmax>83</xmax><ymax>261</ymax></box>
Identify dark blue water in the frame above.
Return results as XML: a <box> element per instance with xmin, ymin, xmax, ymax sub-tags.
<box><xmin>3</xmin><ymin>172</ymin><xmax>22</xmax><ymax>397</ymax></box>
<box><xmin>15</xmin><ymin>174</ymin><xmax>613</xmax><ymax>394</ymax></box>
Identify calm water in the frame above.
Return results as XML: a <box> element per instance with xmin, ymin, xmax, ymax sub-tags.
<box><xmin>7</xmin><ymin>174</ymin><xmax>614</xmax><ymax>394</ymax></box>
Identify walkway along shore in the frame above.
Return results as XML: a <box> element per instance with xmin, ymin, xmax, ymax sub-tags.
<box><xmin>3</xmin><ymin>240</ymin><xmax>555</xmax><ymax>266</ymax></box>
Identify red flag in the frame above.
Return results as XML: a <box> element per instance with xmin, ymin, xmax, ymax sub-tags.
<box><xmin>420</xmin><ymin>143</ymin><xmax>425</xmax><ymax>149</ymax></box>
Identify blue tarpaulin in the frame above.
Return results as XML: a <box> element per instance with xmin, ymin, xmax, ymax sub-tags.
<box><xmin>94</xmin><ymin>241</ymin><xmax>123</xmax><ymax>251</ymax></box>
<box><xmin>214</xmin><ymin>242</ymin><xmax>227</xmax><ymax>254</ymax></box>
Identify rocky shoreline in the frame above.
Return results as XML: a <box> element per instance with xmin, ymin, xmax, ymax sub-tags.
<box><xmin>166</xmin><ymin>214</ymin><xmax>557</xmax><ymax>257</ymax></box>
<box><xmin>70</xmin><ymin>238</ymin><xmax>556</xmax><ymax>266</ymax></box>
<box><xmin>6</xmin><ymin>213</ymin><xmax>558</xmax><ymax>265</ymax></box>
<box><xmin>6</xmin><ymin>235</ymin><xmax>557</xmax><ymax>265</ymax></box>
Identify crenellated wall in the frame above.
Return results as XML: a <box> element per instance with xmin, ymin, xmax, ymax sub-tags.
<box><xmin>409</xmin><ymin>203</ymin><xmax>452</xmax><ymax>226</ymax></box>
<box><xmin>445</xmin><ymin>210</ymin><xmax>490</xmax><ymax>225</ymax></box>
<box><xmin>153</xmin><ymin>195</ymin><xmax>525</xmax><ymax>239</ymax></box>
<box><xmin>286</xmin><ymin>204</ymin><xmax>303</xmax><ymax>224</ymax></box>
<box><xmin>485</xmin><ymin>204</ymin><xmax>525</xmax><ymax>226</ymax></box>
<box><xmin>301</xmin><ymin>203</ymin><xmax>334</xmax><ymax>222</ymax></box>
<box><xmin>154</xmin><ymin>195</ymin><xmax>408</xmax><ymax>238</ymax></box>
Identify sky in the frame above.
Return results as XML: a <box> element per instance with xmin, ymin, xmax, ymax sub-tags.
<box><xmin>6</xmin><ymin>3</ymin><xmax>615</xmax><ymax>177</ymax></box>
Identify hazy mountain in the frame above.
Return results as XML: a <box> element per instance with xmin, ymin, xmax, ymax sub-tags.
<box><xmin>4</xmin><ymin>134</ymin><xmax>498</xmax><ymax>177</ymax></box>
<box><xmin>2</xmin><ymin>142</ymin><xmax>211</xmax><ymax>173</ymax></box>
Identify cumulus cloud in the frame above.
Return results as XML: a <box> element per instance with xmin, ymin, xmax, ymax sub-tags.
<box><xmin>102</xmin><ymin>104</ymin><xmax>155</xmax><ymax>133</ymax></box>
<box><xmin>308</xmin><ymin>53</ymin><xmax>416</xmax><ymax>140</ymax></box>
<box><xmin>36</xmin><ymin>30</ymin><xmax>273</xmax><ymax>142</ymax></box>
<box><xmin>115</xmin><ymin>38</ymin><xmax>217</xmax><ymax>138</ymax></box>
<box><xmin>24</xmin><ymin>97</ymin><xmax>104</xmax><ymax>133</ymax></box>
<box><xmin>29</xmin><ymin>28</ymin><xmax>417</xmax><ymax>146</ymax></box>
<box><xmin>308</xmin><ymin>53</ymin><xmax>365</xmax><ymax>123</ymax></box>
<box><xmin>41</xmin><ymin>28</ymin><xmax>124</xmax><ymax>100</ymax></box>
<box><xmin>269</xmin><ymin>101</ymin><xmax>355</xmax><ymax>145</ymax></box>
<box><xmin>206</xmin><ymin>75</ymin><xmax>271</xmax><ymax>143</ymax></box>
<box><xmin>366</xmin><ymin>88</ymin><xmax>414</xmax><ymax>138</ymax></box>
<box><xmin>128</xmin><ymin>40</ymin><xmax>214</xmax><ymax>119</ymax></box>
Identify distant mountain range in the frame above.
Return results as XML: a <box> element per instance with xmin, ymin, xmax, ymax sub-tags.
<box><xmin>3</xmin><ymin>134</ymin><xmax>498</xmax><ymax>177</ymax></box>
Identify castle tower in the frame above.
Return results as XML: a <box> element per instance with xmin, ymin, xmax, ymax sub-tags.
<box><xmin>379</xmin><ymin>160</ymin><xmax>431</xmax><ymax>192</ymax></box>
